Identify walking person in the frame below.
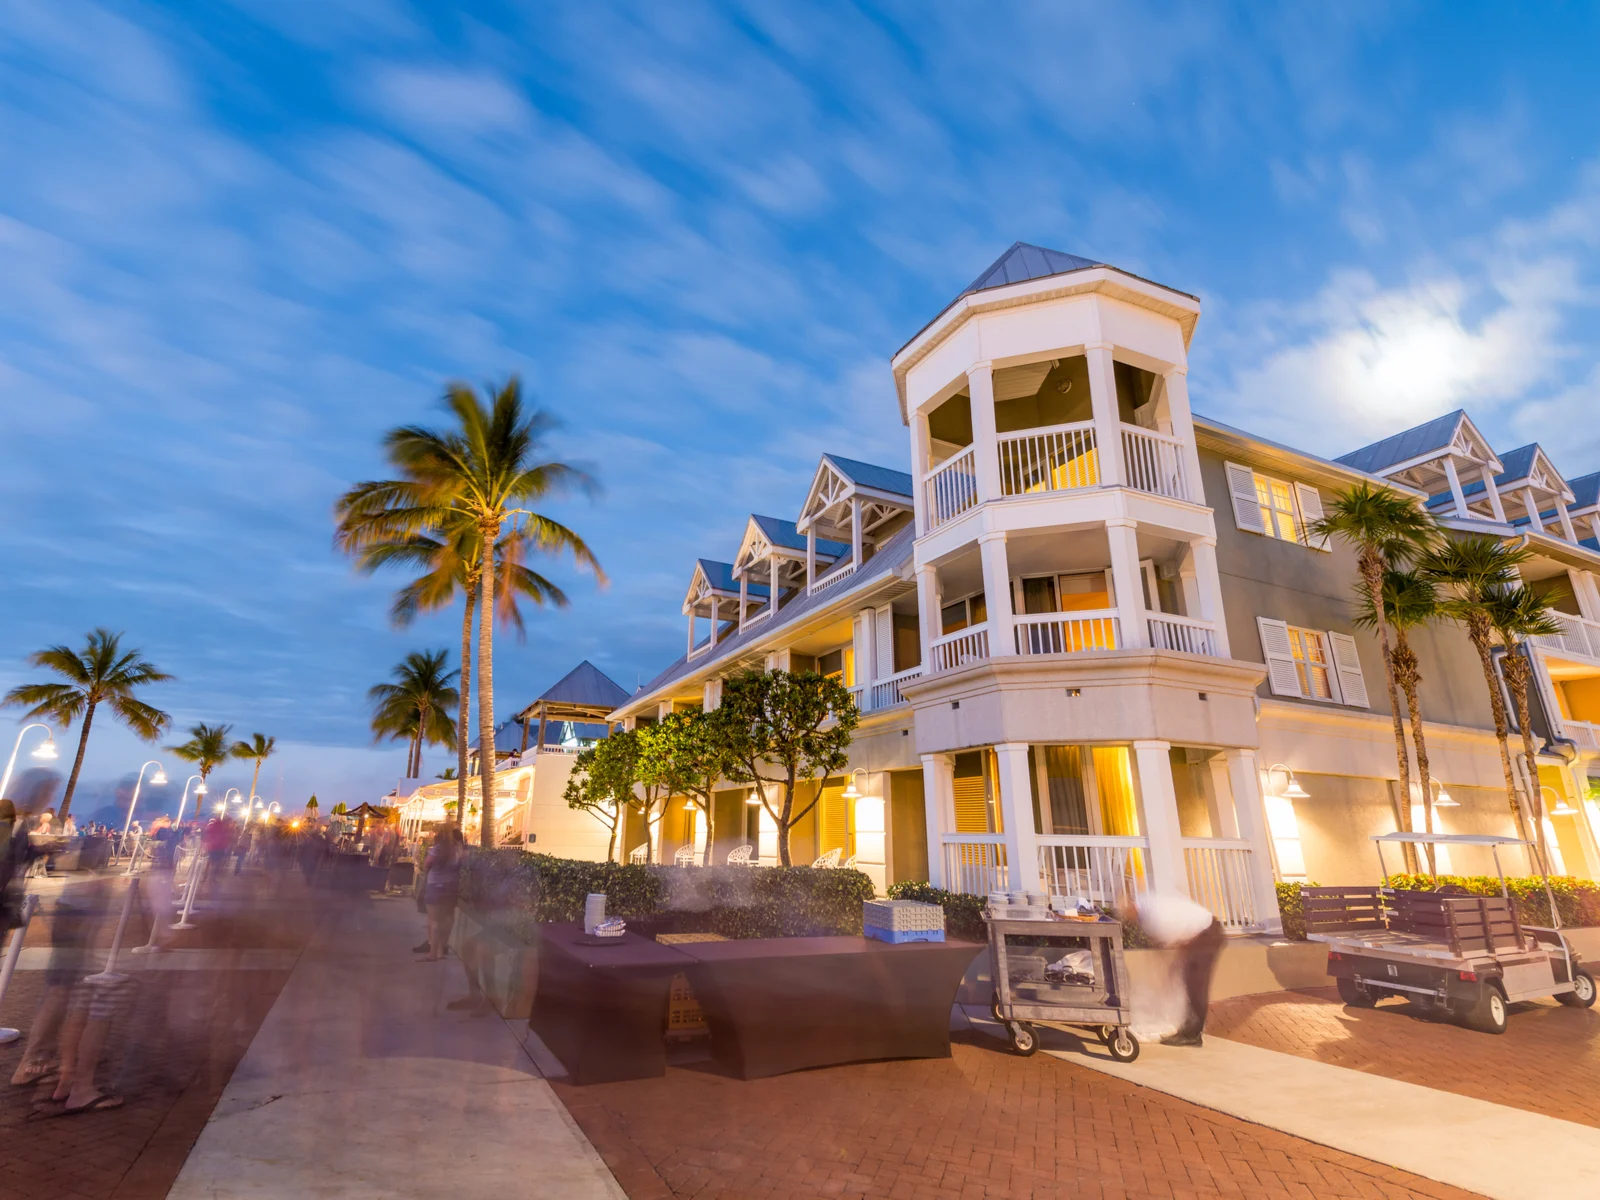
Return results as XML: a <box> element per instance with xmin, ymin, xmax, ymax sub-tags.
<box><xmin>1133</xmin><ymin>889</ymin><xmax>1226</xmax><ymax>1047</ymax></box>
<box><xmin>418</xmin><ymin>828</ymin><xmax>463</xmax><ymax>961</ymax></box>
<box><xmin>136</xmin><ymin>823</ymin><xmax>180</xmax><ymax>953</ymax></box>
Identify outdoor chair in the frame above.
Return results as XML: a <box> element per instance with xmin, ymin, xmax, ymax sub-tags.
<box><xmin>726</xmin><ymin>844</ymin><xmax>754</xmax><ymax>866</ymax></box>
<box><xmin>628</xmin><ymin>844</ymin><xmax>649</xmax><ymax>865</ymax></box>
<box><xmin>673</xmin><ymin>845</ymin><xmax>697</xmax><ymax>867</ymax></box>
<box><xmin>811</xmin><ymin>847</ymin><xmax>843</xmax><ymax>869</ymax></box>
<box><xmin>843</xmin><ymin>854</ymin><xmax>859</xmax><ymax>870</ymax></box>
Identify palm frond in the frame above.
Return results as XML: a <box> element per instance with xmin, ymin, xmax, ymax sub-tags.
<box><xmin>108</xmin><ymin>696</ymin><xmax>172</xmax><ymax>741</ymax></box>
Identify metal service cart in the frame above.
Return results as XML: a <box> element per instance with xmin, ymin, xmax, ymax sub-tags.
<box><xmin>986</xmin><ymin>915</ymin><xmax>1138</xmax><ymax>1062</ymax></box>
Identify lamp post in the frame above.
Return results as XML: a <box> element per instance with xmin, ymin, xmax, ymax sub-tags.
<box><xmin>121</xmin><ymin>760</ymin><xmax>168</xmax><ymax>841</ymax></box>
<box><xmin>1</xmin><ymin>723</ymin><xmax>57</xmax><ymax>802</ymax></box>
<box><xmin>175</xmin><ymin>776</ymin><xmax>207</xmax><ymax>827</ymax></box>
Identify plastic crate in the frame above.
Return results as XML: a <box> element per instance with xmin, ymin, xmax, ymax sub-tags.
<box><xmin>864</xmin><ymin>899</ymin><xmax>946</xmax><ymax>935</ymax></box>
<box><xmin>864</xmin><ymin>924</ymin><xmax>945</xmax><ymax>944</ymax></box>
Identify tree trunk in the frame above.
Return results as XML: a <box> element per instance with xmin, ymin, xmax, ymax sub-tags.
<box><xmin>1466</xmin><ymin>617</ymin><xmax>1531</xmax><ymax>842</ymax></box>
<box><xmin>249</xmin><ymin>759</ymin><xmax>263</xmax><ymax>802</ymax></box>
<box><xmin>776</xmin><ymin>770</ymin><xmax>796</xmax><ymax>867</ymax></box>
<box><xmin>414</xmin><ymin>701</ymin><xmax>431</xmax><ymax>779</ymax></box>
<box><xmin>57</xmin><ymin>701</ymin><xmax>97</xmax><ymax>822</ymax></box>
<box><xmin>1503</xmin><ymin>652</ymin><xmax>1551</xmax><ymax>873</ymax></box>
<box><xmin>456</xmin><ymin>585</ymin><xmax>476</xmax><ymax>830</ymax></box>
<box><xmin>1393</xmin><ymin>631</ymin><xmax>1436</xmax><ymax>878</ymax></box>
<box><xmin>701</xmin><ymin>795</ymin><xmax>716</xmax><ymax>867</ymax></box>
<box><xmin>1362</xmin><ymin>553</ymin><xmax>1417</xmax><ymax>873</ymax></box>
<box><xmin>477</xmin><ymin>523</ymin><xmax>498</xmax><ymax>849</ymax></box>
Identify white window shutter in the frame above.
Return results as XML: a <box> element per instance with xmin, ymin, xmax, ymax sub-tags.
<box><xmin>1327</xmin><ymin>632</ymin><xmax>1369</xmax><ymax>708</ymax></box>
<box><xmin>1226</xmin><ymin>462</ymin><xmax>1267</xmax><ymax>535</ymax></box>
<box><xmin>1256</xmin><ymin>618</ymin><xmax>1303</xmax><ymax>697</ymax></box>
<box><xmin>1295</xmin><ymin>482</ymin><xmax>1331</xmax><ymax>550</ymax></box>
<box><xmin>874</xmin><ymin>603</ymin><xmax>894</xmax><ymax>681</ymax></box>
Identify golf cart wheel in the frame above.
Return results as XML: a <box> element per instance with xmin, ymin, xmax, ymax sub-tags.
<box><xmin>1008</xmin><ymin>1021</ymin><xmax>1038</xmax><ymax>1057</ymax></box>
<box><xmin>1336</xmin><ymin>977</ymin><xmax>1376</xmax><ymax>1008</ymax></box>
<box><xmin>1558</xmin><ymin>969</ymin><xmax>1597</xmax><ymax>1008</ymax></box>
<box><xmin>1106</xmin><ymin>1028</ymin><xmax>1139</xmax><ymax>1063</ymax></box>
<box><xmin>1464</xmin><ymin>983</ymin><xmax>1509</xmax><ymax>1034</ymax></box>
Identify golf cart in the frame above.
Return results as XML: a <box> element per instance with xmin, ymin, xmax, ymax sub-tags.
<box><xmin>1302</xmin><ymin>832</ymin><xmax>1596</xmax><ymax>1033</ymax></box>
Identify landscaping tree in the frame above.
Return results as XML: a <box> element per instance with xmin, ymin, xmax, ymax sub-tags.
<box><xmin>713</xmin><ymin>669</ymin><xmax>860</xmax><ymax>866</ymax></box>
<box><xmin>1487</xmin><ymin>583</ymin><xmax>1564</xmax><ymax>869</ymax></box>
<box><xmin>638</xmin><ymin>710</ymin><xmax>739</xmax><ymax>865</ymax></box>
<box><xmin>2</xmin><ymin>628</ymin><xmax>172</xmax><ymax>820</ymax></box>
<box><xmin>367</xmin><ymin>649</ymin><xmax>459</xmax><ymax>777</ymax></box>
<box><xmin>231</xmin><ymin>732</ymin><xmax>277</xmax><ymax>805</ymax></box>
<box><xmin>167</xmin><ymin>722</ymin><xmax>234</xmax><ymax>820</ymax></box>
<box><xmin>563</xmin><ymin>728</ymin><xmax>641</xmax><ymax>863</ymax></box>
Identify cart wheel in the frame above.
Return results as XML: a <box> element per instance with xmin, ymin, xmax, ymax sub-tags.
<box><xmin>991</xmin><ymin>991</ymin><xmax>1005</xmax><ymax>1024</ymax></box>
<box><xmin>1106</xmin><ymin>1028</ymin><xmax>1139</xmax><ymax>1063</ymax></box>
<box><xmin>1008</xmin><ymin>1022</ymin><xmax>1038</xmax><ymax>1057</ymax></box>
<box><xmin>1558</xmin><ymin>969</ymin><xmax>1597</xmax><ymax>1008</ymax></box>
<box><xmin>1336</xmin><ymin>977</ymin><xmax>1376</xmax><ymax>1008</ymax></box>
<box><xmin>1464</xmin><ymin>983</ymin><xmax>1508</xmax><ymax>1034</ymax></box>
<box><xmin>1097</xmin><ymin>1025</ymin><xmax>1117</xmax><ymax>1044</ymax></box>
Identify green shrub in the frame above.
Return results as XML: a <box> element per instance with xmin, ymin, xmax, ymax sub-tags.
<box><xmin>1276</xmin><ymin>881</ymin><xmax>1310</xmax><ymax>941</ymax></box>
<box><xmin>1385</xmin><ymin>873</ymin><xmax>1600</xmax><ymax>928</ymax></box>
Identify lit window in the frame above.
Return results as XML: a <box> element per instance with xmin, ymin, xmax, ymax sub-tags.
<box><xmin>1288</xmin><ymin>626</ymin><xmax>1333</xmax><ymax>700</ymax></box>
<box><xmin>1255</xmin><ymin>475</ymin><xmax>1301</xmax><ymax>543</ymax></box>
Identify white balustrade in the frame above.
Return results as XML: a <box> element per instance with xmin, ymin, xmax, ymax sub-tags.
<box><xmin>924</xmin><ymin>447</ymin><xmax>978</xmax><ymax>530</ymax></box>
<box><xmin>863</xmin><ymin>667</ymin><xmax>921</xmax><ymax>712</ymax></box>
<box><xmin>1561</xmin><ymin>719</ymin><xmax>1600</xmax><ymax>751</ymax></box>
<box><xmin>997</xmin><ymin>421</ymin><xmax>1098</xmax><ymax>497</ymax></box>
<box><xmin>1146</xmin><ymin>613</ymin><xmax>1218</xmax><ymax>656</ymax></box>
<box><xmin>1037</xmin><ymin>835</ymin><xmax>1149</xmax><ymax>904</ymax></box>
<box><xmin>1120</xmin><ymin>424</ymin><xmax>1192</xmax><ymax>501</ymax></box>
<box><xmin>1533</xmin><ymin>612</ymin><xmax>1600</xmax><ymax>662</ymax></box>
<box><xmin>1013</xmin><ymin>610</ymin><xmax>1120</xmax><ymax>656</ymax></box>
<box><xmin>1181</xmin><ymin>838</ymin><xmax>1261</xmax><ymax>931</ymax></box>
<box><xmin>942</xmin><ymin>834</ymin><xmax>1008</xmax><ymax>895</ymax></box>
<box><xmin>809</xmin><ymin>559</ymin><xmax>857</xmax><ymax>595</ymax></box>
<box><xmin>930</xmin><ymin>624</ymin><xmax>989</xmax><ymax>672</ymax></box>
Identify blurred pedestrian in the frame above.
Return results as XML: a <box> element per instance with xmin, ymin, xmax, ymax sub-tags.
<box><xmin>202</xmin><ymin>815</ymin><xmax>231</xmax><ymax>881</ymax></box>
<box><xmin>1134</xmin><ymin>889</ymin><xmax>1225</xmax><ymax>1047</ymax></box>
<box><xmin>418</xmin><ymin>828</ymin><xmax>462</xmax><ymax>961</ymax></box>
<box><xmin>137</xmin><ymin>824</ymin><xmax>180</xmax><ymax>952</ymax></box>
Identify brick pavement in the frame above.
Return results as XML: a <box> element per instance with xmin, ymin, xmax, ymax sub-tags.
<box><xmin>551</xmin><ymin>1033</ymin><xmax>1486</xmax><ymax>1200</ymax></box>
<box><xmin>1209</xmin><ymin>986</ymin><xmax>1600</xmax><ymax>1129</ymax></box>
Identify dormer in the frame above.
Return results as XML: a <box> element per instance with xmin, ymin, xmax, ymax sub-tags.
<box><xmin>1567</xmin><ymin>472</ymin><xmax>1600</xmax><ymax>549</ymax></box>
<box><xmin>1490</xmin><ymin>444</ymin><xmax>1579</xmax><ymax>541</ymax></box>
<box><xmin>795</xmin><ymin>455</ymin><xmax>914</xmax><ymax>593</ymax></box>
<box><xmin>682</xmin><ymin>559</ymin><xmax>765</xmax><ymax>659</ymax></box>
<box><xmin>732</xmin><ymin>515</ymin><xmax>846</xmax><ymax>628</ymax></box>
<box><xmin>1336</xmin><ymin>409</ymin><xmax>1506</xmax><ymax>521</ymax></box>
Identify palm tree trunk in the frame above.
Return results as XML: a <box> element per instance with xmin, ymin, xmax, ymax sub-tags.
<box><xmin>249</xmin><ymin>760</ymin><xmax>263</xmax><ymax>802</ymax></box>
<box><xmin>1393</xmin><ymin>631</ymin><xmax>1436</xmax><ymax>878</ymax></box>
<box><xmin>413</xmin><ymin>701</ymin><xmax>431</xmax><ymax>779</ymax></box>
<box><xmin>456</xmin><ymin>586</ymin><xmax>476</xmax><ymax>830</ymax></box>
<box><xmin>1504</xmin><ymin>652</ymin><xmax>1551</xmax><ymax>872</ymax></box>
<box><xmin>477</xmin><ymin>522</ymin><xmax>498</xmax><ymax>849</ymax></box>
<box><xmin>1363</xmin><ymin>554</ymin><xmax>1417</xmax><ymax>872</ymax></box>
<box><xmin>1467</xmin><ymin>617</ymin><xmax>1531</xmax><ymax>843</ymax></box>
<box><xmin>57</xmin><ymin>702</ymin><xmax>97</xmax><ymax>821</ymax></box>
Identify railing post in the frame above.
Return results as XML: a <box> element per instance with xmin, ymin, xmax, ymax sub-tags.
<box><xmin>921</xmin><ymin>754</ymin><xmax>954</xmax><ymax>889</ymax></box>
<box><xmin>1161</xmin><ymin>366</ymin><xmax>1203</xmax><ymax>503</ymax></box>
<box><xmin>1186</xmin><ymin>536</ymin><xmax>1231</xmax><ymax>657</ymax></box>
<box><xmin>1225</xmin><ymin>749</ymin><xmax>1283</xmax><ymax>934</ymax></box>
<box><xmin>994</xmin><ymin>744</ymin><xmax>1041</xmax><ymax>893</ymax></box>
<box><xmin>1085</xmin><ymin>343</ymin><xmax>1125</xmax><ymax>487</ymax></box>
<box><xmin>1132</xmin><ymin>741</ymin><xmax>1187</xmax><ymax>896</ymax></box>
<box><xmin>967</xmin><ymin>362</ymin><xmax>1004</xmax><ymax>503</ymax></box>
<box><xmin>1106</xmin><ymin>519</ymin><xmax>1146</xmax><ymax>648</ymax></box>
<box><xmin>978</xmin><ymin>532</ymin><xmax>1014</xmax><ymax>657</ymax></box>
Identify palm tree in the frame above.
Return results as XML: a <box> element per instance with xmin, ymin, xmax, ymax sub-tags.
<box><xmin>2</xmin><ymin>628</ymin><xmax>172</xmax><ymax>820</ymax></box>
<box><xmin>231</xmin><ymin>732</ymin><xmax>277</xmax><ymax>804</ymax></box>
<box><xmin>368</xmin><ymin>650</ymin><xmax>459</xmax><ymax>777</ymax></box>
<box><xmin>1357</xmin><ymin>570</ymin><xmax>1442</xmax><ymax>876</ymax></box>
<box><xmin>167</xmin><ymin>722</ymin><xmax>234</xmax><ymax>811</ymax></box>
<box><xmin>359</xmin><ymin>378</ymin><xmax>603</xmax><ymax>846</ymax></box>
<box><xmin>1486</xmin><ymin>584</ymin><xmax>1564</xmax><ymax>868</ymax></box>
<box><xmin>1311</xmin><ymin>485</ymin><xmax>1438</xmax><ymax>865</ymax></box>
<box><xmin>1422</xmin><ymin>535</ymin><xmax>1538</xmax><ymax>843</ymax></box>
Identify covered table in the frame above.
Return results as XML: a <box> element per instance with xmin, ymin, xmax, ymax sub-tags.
<box><xmin>677</xmin><ymin>936</ymin><xmax>983</xmax><ymax>1080</ymax></box>
<box><xmin>529</xmin><ymin>922</ymin><xmax>691</xmax><ymax>1085</ymax></box>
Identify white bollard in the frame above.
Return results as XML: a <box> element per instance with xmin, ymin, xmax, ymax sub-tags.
<box><xmin>0</xmin><ymin>894</ymin><xmax>41</xmax><ymax>1044</ymax></box>
<box><xmin>173</xmin><ymin>857</ymin><xmax>201</xmax><ymax>931</ymax></box>
<box><xmin>85</xmin><ymin>876</ymin><xmax>139</xmax><ymax>985</ymax></box>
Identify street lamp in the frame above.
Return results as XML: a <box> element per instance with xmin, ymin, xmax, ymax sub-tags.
<box><xmin>121</xmin><ymin>760</ymin><xmax>167</xmax><ymax>841</ymax></box>
<box><xmin>175</xmin><ymin>776</ymin><xmax>207</xmax><ymax>827</ymax></box>
<box><xmin>1</xmin><ymin>723</ymin><xmax>57</xmax><ymax>802</ymax></box>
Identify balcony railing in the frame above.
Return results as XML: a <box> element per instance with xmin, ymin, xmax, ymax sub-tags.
<box><xmin>867</xmin><ymin>666</ymin><xmax>921</xmax><ymax>712</ymax></box>
<box><xmin>1147</xmin><ymin>613</ymin><xmax>1218</xmax><ymax>656</ymax></box>
<box><xmin>1532</xmin><ymin>612</ymin><xmax>1600</xmax><ymax>663</ymax></box>
<box><xmin>931</xmin><ymin>623</ymin><xmax>989</xmax><ymax>671</ymax></box>
<box><xmin>808</xmin><ymin>558</ymin><xmax>856</xmax><ymax>595</ymax></box>
<box><xmin>1037</xmin><ymin>835</ymin><xmax>1148</xmax><ymax>904</ymax></box>
<box><xmin>997</xmin><ymin>421</ymin><xmax>1098</xmax><ymax>497</ymax></box>
<box><xmin>1561</xmin><ymin>718</ymin><xmax>1600</xmax><ymax>752</ymax></box>
<box><xmin>925</xmin><ymin>446</ymin><xmax>978</xmax><ymax>530</ymax></box>
<box><xmin>1013</xmin><ymin>609</ymin><xmax>1120</xmax><ymax>656</ymax></box>
<box><xmin>1121</xmin><ymin>424</ymin><xmax>1192</xmax><ymax>501</ymax></box>
<box><xmin>1181</xmin><ymin>838</ymin><xmax>1261</xmax><ymax>931</ymax></box>
<box><xmin>942</xmin><ymin>834</ymin><xmax>1008</xmax><ymax>895</ymax></box>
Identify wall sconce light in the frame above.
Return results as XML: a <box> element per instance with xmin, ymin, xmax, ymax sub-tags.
<box><xmin>1542</xmin><ymin>784</ymin><xmax>1577</xmax><ymax>816</ymax></box>
<box><xmin>1432</xmin><ymin>783</ymin><xmax>1458</xmax><ymax>808</ymax></box>
<box><xmin>1265</xmin><ymin>763</ymin><xmax>1309</xmax><ymax>800</ymax></box>
<box><xmin>842</xmin><ymin>769</ymin><xmax>866</xmax><ymax>801</ymax></box>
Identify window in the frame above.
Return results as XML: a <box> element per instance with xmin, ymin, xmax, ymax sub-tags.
<box><xmin>940</xmin><ymin>592</ymin><xmax>986</xmax><ymax>634</ymax></box>
<box><xmin>817</xmin><ymin>647</ymin><xmax>854</xmax><ymax>686</ymax></box>
<box><xmin>1288</xmin><ymin>627</ymin><xmax>1333</xmax><ymax>700</ymax></box>
<box><xmin>1224</xmin><ymin>462</ymin><xmax>1330</xmax><ymax>550</ymax></box>
<box><xmin>1257</xmin><ymin>617</ymin><xmax>1369</xmax><ymax>707</ymax></box>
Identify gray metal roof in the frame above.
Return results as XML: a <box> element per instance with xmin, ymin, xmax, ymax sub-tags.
<box><xmin>751</xmin><ymin>514</ymin><xmax>848</xmax><ymax>557</ymax></box>
<box><xmin>695</xmin><ymin>558</ymin><xmax>768</xmax><ymax>597</ymax></box>
<box><xmin>1333</xmin><ymin>410</ymin><xmax>1465</xmax><ymax>474</ymax></box>
<box><xmin>821</xmin><ymin>454</ymin><xmax>914</xmax><ymax>498</ymax></box>
<box><xmin>1493</xmin><ymin>444</ymin><xmax>1540</xmax><ymax>486</ymax></box>
<box><xmin>1568</xmin><ymin>471</ymin><xmax>1600</xmax><ymax>510</ymax></box>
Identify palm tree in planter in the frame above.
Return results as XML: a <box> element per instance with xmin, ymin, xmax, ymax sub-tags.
<box><xmin>1310</xmin><ymin>485</ymin><xmax>1439</xmax><ymax>866</ymax></box>
<box><xmin>167</xmin><ymin>722</ymin><xmax>233</xmax><ymax>820</ymax></box>
<box><xmin>1357</xmin><ymin>570</ymin><xmax>1443</xmax><ymax>876</ymax></box>
<box><xmin>2</xmin><ymin>628</ymin><xmax>173</xmax><ymax>821</ymax></box>
<box><xmin>1422</xmin><ymin>535</ymin><xmax>1538</xmax><ymax>843</ymax></box>
<box><xmin>1486</xmin><ymin>584</ymin><xmax>1565</xmax><ymax>869</ymax></box>
<box><xmin>368</xmin><ymin>378</ymin><xmax>604</xmax><ymax>846</ymax></box>
<box><xmin>231</xmin><ymin>732</ymin><xmax>277</xmax><ymax>805</ymax></box>
<box><xmin>368</xmin><ymin>650</ymin><xmax>459</xmax><ymax>778</ymax></box>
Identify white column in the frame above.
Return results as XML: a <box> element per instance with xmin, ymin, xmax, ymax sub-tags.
<box><xmin>806</xmin><ymin>527</ymin><xmax>816</xmax><ymax>590</ymax></box>
<box><xmin>850</xmin><ymin>495</ymin><xmax>863</xmax><ymax>567</ymax></box>
<box><xmin>768</xmin><ymin>556</ymin><xmax>780</xmax><ymax>614</ymax></box>
<box><xmin>1160</xmin><ymin>367</ymin><xmax>1203</xmax><ymax>502</ymax></box>
<box><xmin>966</xmin><ymin>362</ymin><xmax>1003</xmax><ymax>502</ymax></box>
<box><xmin>917</xmin><ymin>564</ymin><xmax>940</xmax><ymax>670</ymax></box>
<box><xmin>1591</xmin><ymin>515</ymin><xmax>1600</xmax><ymax>546</ymax></box>
<box><xmin>657</xmin><ymin>701</ymin><xmax>672</xmax><ymax>722</ymax></box>
<box><xmin>853</xmin><ymin>608</ymin><xmax>875</xmax><ymax>690</ymax></box>
<box><xmin>1442</xmin><ymin>457</ymin><xmax>1470</xmax><ymax>518</ymax></box>
<box><xmin>1187</xmin><ymin>535</ymin><xmax>1231</xmax><ymax>656</ymax></box>
<box><xmin>1085</xmin><ymin>343</ymin><xmax>1125</xmax><ymax>487</ymax></box>
<box><xmin>1106</xmin><ymin>518</ymin><xmax>1146</xmax><ymax>648</ymax></box>
<box><xmin>1523</xmin><ymin>487</ymin><xmax>1545</xmax><ymax>532</ymax></box>
<box><xmin>911</xmin><ymin>410</ymin><xmax>932</xmax><ymax>536</ymax></box>
<box><xmin>686</xmin><ymin>613</ymin><xmax>696</xmax><ymax>657</ymax></box>
<box><xmin>703</xmin><ymin>679</ymin><xmax>722</xmax><ymax>710</ymax></box>
<box><xmin>1556</xmin><ymin>500</ymin><xmax>1579</xmax><ymax>544</ymax></box>
<box><xmin>738</xmin><ymin>574</ymin><xmax>749</xmax><ymax>631</ymax></box>
<box><xmin>1225</xmin><ymin>749</ymin><xmax>1284</xmax><ymax>934</ymax></box>
<box><xmin>994</xmin><ymin>743</ymin><xmax>1040</xmax><ymax>893</ymax></box>
<box><xmin>1132</xmin><ymin>739</ymin><xmax>1187</xmax><ymax>896</ymax></box>
<box><xmin>921</xmin><ymin>754</ymin><xmax>954</xmax><ymax>888</ymax></box>
<box><xmin>710</xmin><ymin>599</ymin><xmax>720</xmax><ymax>648</ymax></box>
<box><xmin>978</xmin><ymin>531</ymin><xmax>1014</xmax><ymax>657</ymax></box>
<box><xmin>1570</xmin><ymin>570</ymin><xmax>1600</xmax><ymax>623</ymax></box>
<box><xmin>1479</xmin><ymin>466</ymin><xmax>1507</xmax><ymax>523</ymax></box>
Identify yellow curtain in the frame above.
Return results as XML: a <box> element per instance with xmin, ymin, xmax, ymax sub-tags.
<box><xmin>1094</xmin><ymin>747</ymin><xmax>1140</xmax><ymax>836</ymax></box>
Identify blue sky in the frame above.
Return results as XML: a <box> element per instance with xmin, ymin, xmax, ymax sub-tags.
<box><xmin>4</xmin><ymin>1</ymin><xmax>1600</xmax><ymax>812</ymax></box>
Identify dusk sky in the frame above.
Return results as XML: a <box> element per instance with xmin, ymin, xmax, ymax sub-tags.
<box><xmin>4</xmin><ymin>1</ymin><xmax>1600</xmax><ymax>813</ymax></box>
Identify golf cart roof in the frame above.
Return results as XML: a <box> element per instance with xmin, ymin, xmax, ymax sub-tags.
<box><xmin>1371</xmin><ymin>832</ymin><xmax>1531</xmax><ymax>846</ymax></box>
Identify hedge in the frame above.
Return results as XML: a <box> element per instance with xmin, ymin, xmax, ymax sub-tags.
<box><xmin>1273</xmin><ymin>876</ymin><xmax>1600</xmax><ymax>940</ymax></box>
<box><xmin>458</xmin><ymin>849</ymin><xmax>876</xmax><ymax>943</ymax></box>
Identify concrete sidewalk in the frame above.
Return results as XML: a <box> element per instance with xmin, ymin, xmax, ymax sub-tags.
<box><xmin>167</xmin><ymin>896</ymin><xmax>625</xmax><ymax>1200</ymax></box>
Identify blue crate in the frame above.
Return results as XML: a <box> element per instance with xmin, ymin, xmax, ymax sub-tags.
<box><xmin>864</xmin><ymin>925</ymin><xmax>945</xmax><ymax>944</ymax></box>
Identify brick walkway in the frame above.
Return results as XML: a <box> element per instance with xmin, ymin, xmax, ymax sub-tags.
<box><xmin>552</xmin><ymin>1033</ymin><xmax>1485</xmax><ymax>1200</ymax></box>
<box><xmin>1209</xmin><ymin>986</ymin><xmax>1600</xmax><ymax>1129</ymax></box>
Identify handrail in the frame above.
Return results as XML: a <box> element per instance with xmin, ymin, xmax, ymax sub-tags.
<box><xmin>924</xmin><ymin>447</ymin><xmax>978</xmax><ymax>530</ymax></box>
<box><xmin>1013</xmin><ymin>609</ymin><xmax>1120</xmax><ymax>655</ymax></box>
<box><xmin>1036</xmin><ymin>833</ymin><xmax>1149</xmax><ymax>848</ymax></box>
<box><xmin>808</xmin><ymin>558</ymin><xmax>857</xmax><ymax>594</ymax></box>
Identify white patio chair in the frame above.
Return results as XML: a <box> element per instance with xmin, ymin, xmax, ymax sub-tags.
<box><xmin>810</xmin><ymin>847</ymin><xmax>843</xmax><ymax>869</ymax></box>
<box><xmin>628</xmin><ymin>844</ymin><xmax>649</xmax><ymax>865</ymax></box>
<box><xmin>673</xmin><ymin>845</ymin><xmax>697</xmax><ymax>867</ymax></box>
<box><xmin>843</xmin><ymin>854</ymin><xmax>859</xmax><ymax>870</ymax></box>
<box><xmin>725</xmin><ymin>844</ymin><xmax>754</xmax><ymax>866</ymax></box>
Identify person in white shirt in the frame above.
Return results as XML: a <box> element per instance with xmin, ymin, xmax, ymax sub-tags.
<box><xmin>1135</xmin><ymin>890</ymin><xmax>1224</xmax><ymax>1047</ymax></box>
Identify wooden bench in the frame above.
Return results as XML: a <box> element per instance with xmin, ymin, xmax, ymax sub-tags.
<box><xmin>1385</xmin><ymin>890</ymin><xmax>1525</xmax><ymax>956</ymax></box>
<box><xmin>1301</xmin><ymin>885</ymin><xmax>1387</xmax><ymax>936</ymax></box>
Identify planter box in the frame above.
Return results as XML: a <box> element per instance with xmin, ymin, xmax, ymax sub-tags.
<box><xmin>455</xmin><ymin>905</ymin><xmax>540</xmax><ymax>1020</ymax></box>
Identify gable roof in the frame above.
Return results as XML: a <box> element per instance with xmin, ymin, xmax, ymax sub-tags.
<box><xmin>692</xmin><ymin>558</ymin><xmax>766</xmax><ymax>596</ymax></box>
<box><xmin>1494</xmin><ymin>444</ymin><xmax>1540</xmax><ymax>485</ymax></box>
<box><xmin>531</xmin><ymin>660</ymin><xmax>629</xmax><ymax>711</ymax></box>
<box><xmin>821</xmin><ymin>454</ymin><xmax>914</xmax><ymax>497</ymax></box>
<box><xmin>745</xmin><ymin>514</ymin><xmax>848</xmax><ymax>559</ymax></box>
<box><xmin>1567</xmin><ymin>471</ymin><xmax>1600</xmax><ymax>512</ymax></box>
<box><xmin>1334</xmin><ymin>409</ymin><xmax>1469</xmax><ymax>474</ymax></box>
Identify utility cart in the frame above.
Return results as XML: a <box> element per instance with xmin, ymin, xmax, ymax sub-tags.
<box><xmin>986</xmin><ymin>914</ymin><xmax>1138</xmax><ymax>1062</ymax></box>
<box><xmin>1304</xmin><ymin>832</ymin><xmax>1596</xmax><ymax>1034</ymax></box>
